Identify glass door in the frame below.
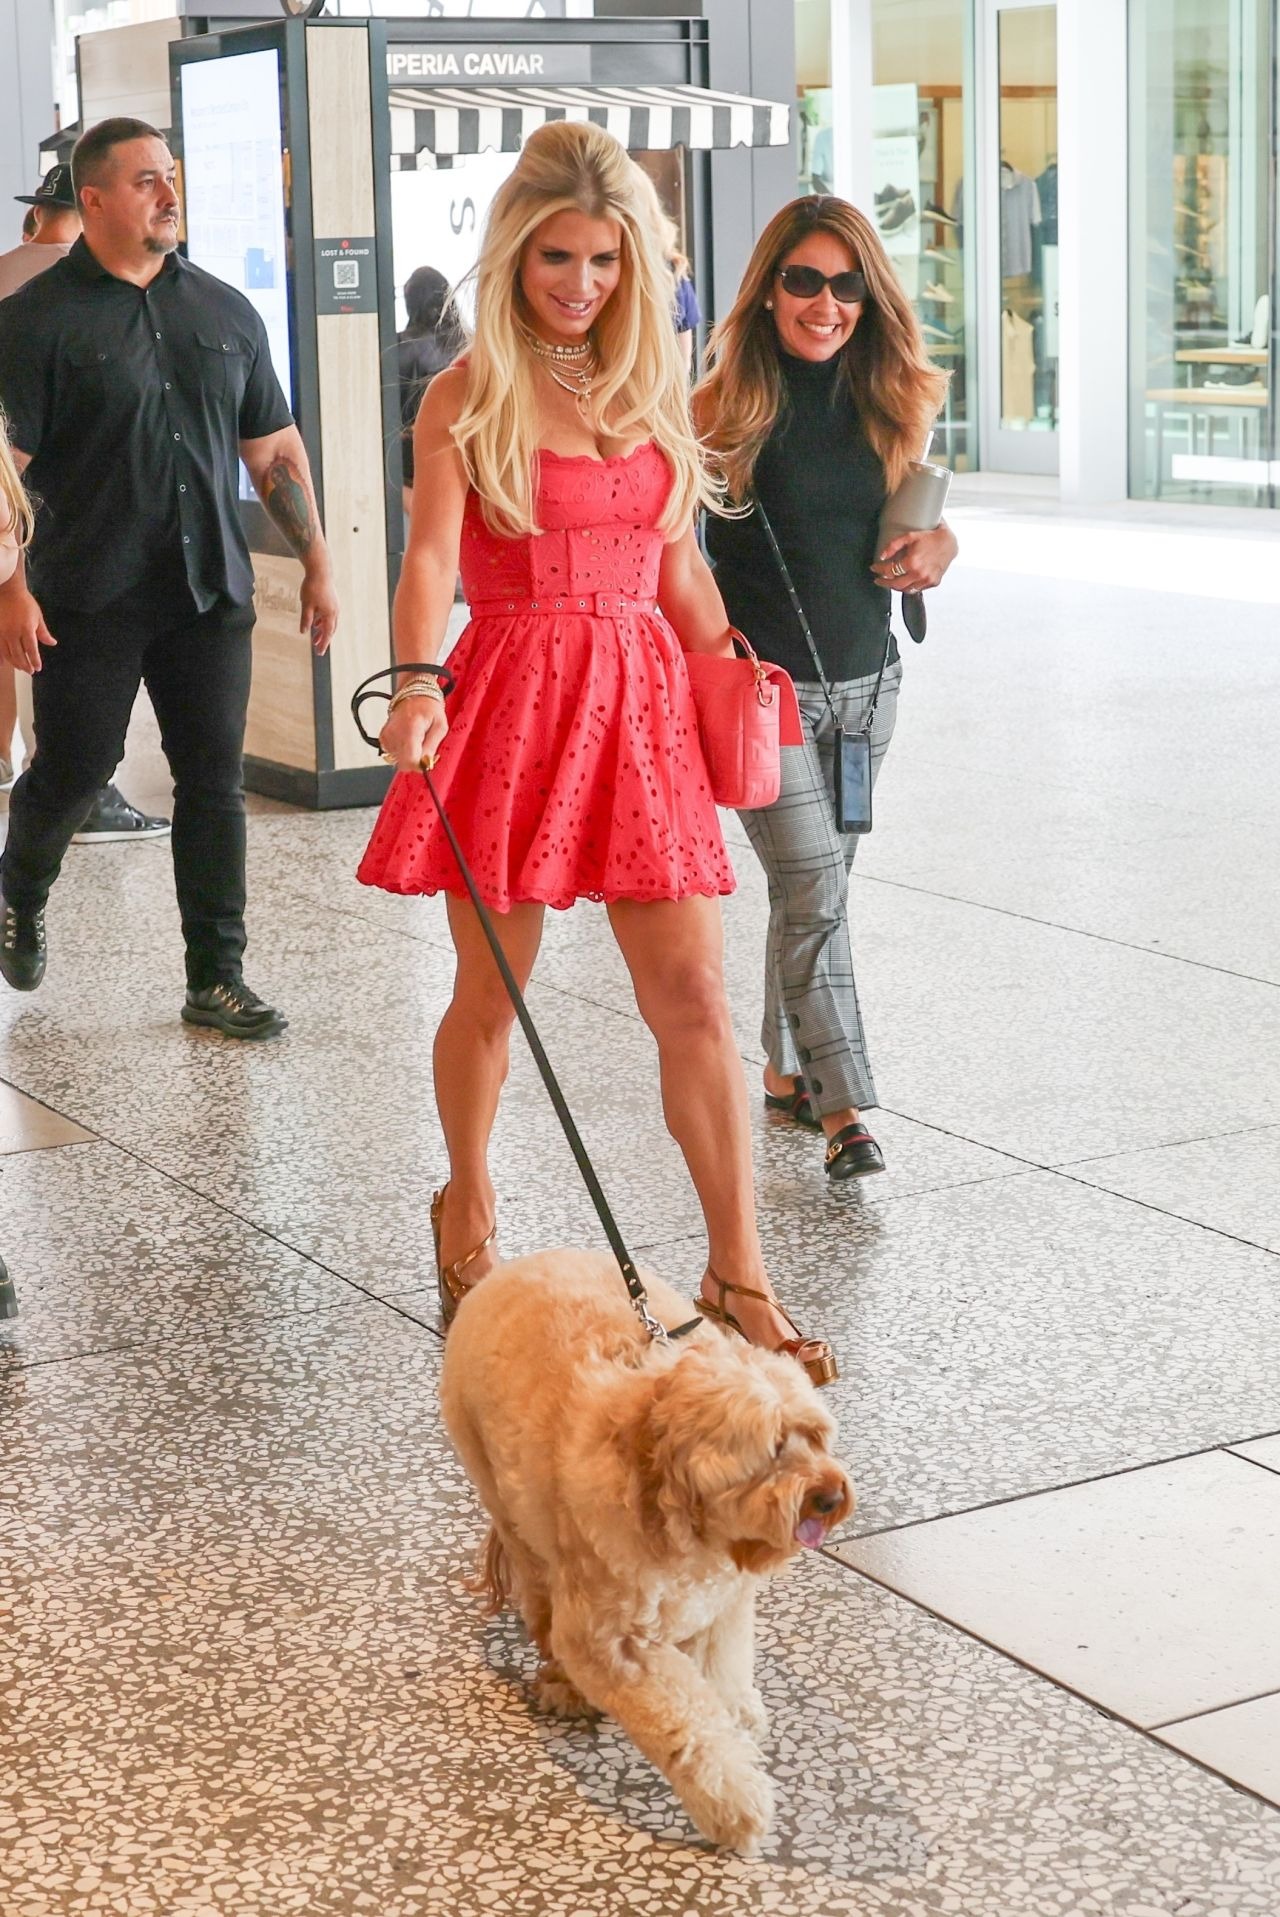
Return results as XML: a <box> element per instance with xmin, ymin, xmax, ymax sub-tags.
<box><xmin>1128</xmin><ymin>0</ymin><xmax>1274</xmax><ymax>506</ymax></box>
<box><xmin>978</xmin><ymin>0</ymin><xmax>1059</xmax><ymax>473</ymax></box>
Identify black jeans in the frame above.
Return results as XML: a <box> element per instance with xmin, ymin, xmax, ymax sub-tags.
<box><xmin>1</xmin><ymin>597</ymin><xmax>255</xmax><ymax>990</ymax></box>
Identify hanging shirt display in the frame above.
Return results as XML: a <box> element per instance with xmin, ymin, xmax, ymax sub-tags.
<box><xmin>1001</xmin><ymin>309</ymin><xmax>1036</xmax><ymax>422</ymax></box>
<box><xmin>1000</xmin><ymin>165</ymin><xmax>1041</xmax><ymax>277</ymax></box>
<box><xmin>1036</xmin><ymin>162</ymin><xmax>1059</xmax><ymax>245</ymax></box>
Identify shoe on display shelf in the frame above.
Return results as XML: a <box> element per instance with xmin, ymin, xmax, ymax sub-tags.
<box><xmin>70</xmin><ymin>784</ymin><xmax>171</xmax><ymax>843</ymax></box>
<box><xmin>877</xmin><ymin>192</ymin><xmax>917</xmax><ymax>235</ymax></box>
<box><xmin>924</xmin><ymin>201</ymin><xmax>958</xmax><ymax>228</ymax></box>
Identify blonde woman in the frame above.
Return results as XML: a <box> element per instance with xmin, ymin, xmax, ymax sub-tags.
<box><xmin>694</xmin><ymin>197</ymin><xmax>957</xmax><ymax>1182</ymax></box>
<box><xmin>358</xmin><ymin>122</ymin><xmax>834</xmax><ymax>1384</ymax></box>
<box><xmin>0</xmin><ymin>412</ymin><xmax>33</xmax><ymax>786</ymax></box>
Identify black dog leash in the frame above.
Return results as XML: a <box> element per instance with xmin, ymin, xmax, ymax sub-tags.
<box><xmin>352</xmin><ymin>663</ymin><xmax>701</xmax><ymax>1346</ymax></box>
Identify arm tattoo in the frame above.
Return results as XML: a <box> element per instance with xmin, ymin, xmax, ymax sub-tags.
<box><xmin>262</xmin><ymin>456</ymin><xmax>316</xmax><ymax>557</ymax></box>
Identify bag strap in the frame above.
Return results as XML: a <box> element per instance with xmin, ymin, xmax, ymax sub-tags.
<box><xmin>753</xmin><ymin>496</ymin><xmax>892</xmax><ymax>738</ymax></box>
<box><xmin>350</xmin><ymin>663</ymin><xmax>700</xmax><ymax>1347</ymax></box>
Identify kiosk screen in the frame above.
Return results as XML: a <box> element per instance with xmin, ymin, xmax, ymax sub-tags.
<box><xmin>179</xmin><ymin>46</ymin><xmax>294</xmax><ymax>500</ymax></box>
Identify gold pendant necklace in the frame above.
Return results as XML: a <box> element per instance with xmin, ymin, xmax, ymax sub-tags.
<box><xmin>545</xmin><ymin>363</ymin><xmax>594</xmax><ymax>405</ymax></box>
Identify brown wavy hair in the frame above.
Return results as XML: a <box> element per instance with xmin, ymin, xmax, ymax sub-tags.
<box><xmin>693</xmin><ymin>196</ymin><xmax>948</xmax><ymax>500</ymax></box>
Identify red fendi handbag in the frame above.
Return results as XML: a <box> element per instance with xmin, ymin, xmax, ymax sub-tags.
<box><xmin>683</xmin><ymin>632</ymin><xmax>802</xmax><ymax>811</ymax></box>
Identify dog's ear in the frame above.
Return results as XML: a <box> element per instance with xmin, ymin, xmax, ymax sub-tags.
<box><xmin>626</xmin><ymin>1359</ymin><xmax>707</xmax><ymax>1557</ymax></box>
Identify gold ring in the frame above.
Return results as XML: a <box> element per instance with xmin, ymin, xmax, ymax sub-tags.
<box><xmin>420</xmin><ymin>753</ymin><xmax>437</xmax><ymax>772</ymax></box>
<box><xmin>379</xmin><ymin>749</ymin><xmax>397</xmax><ymax>766</ymax></box>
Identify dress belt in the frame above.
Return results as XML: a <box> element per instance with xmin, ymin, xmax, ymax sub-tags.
<box><xmin>467</xmin><ymin>592</ymin><xmax>659</xmax><ymax>619</ymax></box>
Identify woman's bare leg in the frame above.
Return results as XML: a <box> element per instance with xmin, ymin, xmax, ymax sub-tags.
<box><xmin>0</xmin><ymin>665</ymin><xmax>17</xmax><ymax>767</ymax></box>
<box><xmin>607</xmin><ymin>895</ymin><xmax>820</xmax><ymax>1352</ymax></box>
<box><xmin>433</xmin><ymin>894</ymin><xmax>545</xmax><ymax>1273</ymax></box>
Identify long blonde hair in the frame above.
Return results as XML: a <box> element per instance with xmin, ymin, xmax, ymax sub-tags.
<box><xmin>454</xmin><ymin>121</ymin><xmax>716</xmax><ymax>537</ymax></box>
<box><xmin>0</xmin><ymin>409</ymin><xmax>33</xmax><ymax>549</ymax></box>
<box><xmin>693</xmin><ymin>196</ymin><xmax>948</xmax><ymax>500</ymax></box>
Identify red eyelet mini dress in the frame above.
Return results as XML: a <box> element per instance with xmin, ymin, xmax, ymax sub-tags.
<box><xmin>356</xmin><ymin>442</ymin><xmax>734</xmax><ymax>912</ymax></box>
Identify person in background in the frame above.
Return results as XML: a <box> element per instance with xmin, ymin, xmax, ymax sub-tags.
<box><xmin>693</xmin><ymin>196</ymin><xmax>956</xmax><ymax>1182</ymax></box>
<box><xmin>397</xmin><ymin>264</ymin><xmax>464</xmax><ymax>515</ymax></box>
<box><xmin>0</xmin><ymin>164</ymin><xmax>169</xmax><ymax>837</ymax></box>
<box><xmin>630</xmin><ymin>166</ymin><xmax>701</xmax><ymax>375</ymax></box>
<box><xmin>0</xmin><ymin>118</ymin><xmax>338</xmax><ymax>1032</ymax></box>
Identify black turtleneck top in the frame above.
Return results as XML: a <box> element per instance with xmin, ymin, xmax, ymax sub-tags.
<box><xmin>705</xmin><ymin>349</ymin><xmax>895</xmax><ymax>685</ymax></box>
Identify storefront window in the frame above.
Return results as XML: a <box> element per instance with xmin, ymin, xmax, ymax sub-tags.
<box><xmin>1129</xmin><ymin>0</ymin><xmax>1274</xmax><ymax>505</ymax></box>
<box><xmin>871</xmin><ymin>0</ymin><xmax>972</xmax><ymax>469</ymax></box>
<box><xmin>996</xmin><ymin>5</ymin><xmax>1057</xmax><ymax>435</ymax></box>
<box><xmin>796</xmin><ymin>0</ymin><xmax>835</xmax><ymax>196</ymax></box>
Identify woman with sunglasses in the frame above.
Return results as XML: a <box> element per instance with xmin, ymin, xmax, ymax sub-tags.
<box><xmin>693</xmin><ymin>196</ymin><xmax>955</xmax><ymax>1181</ymax></box>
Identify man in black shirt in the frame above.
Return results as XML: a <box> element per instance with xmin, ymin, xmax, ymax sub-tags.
<box><xmin>0</xmin><ymin>119</ymin><xmax>338</xmax><ymax>1037</ymax></box>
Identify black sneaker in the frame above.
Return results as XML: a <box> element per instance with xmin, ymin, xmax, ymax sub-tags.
<box><xmin>0</xmin><ymin>900</ymin><xmax>47</xmax><ymax>992</ymax></box>
<box><xmin>71</xmin><ymin>784</ymin><xmax>171</xmax><ymax>844</ymax></box>
<box><xmin>181</xmin><ymin>980</ymin><xmax>288</xmax><ymax>1041</ymax></box>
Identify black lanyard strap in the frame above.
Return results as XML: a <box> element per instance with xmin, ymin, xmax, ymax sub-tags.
<box><xmin>753</xmin><ymin>497</ymin><xmax>891</xmax><ymax>737</ymax></box>
<box><xmin>351</xmin><ymin>663</ymin><xmax>700</xmax><ymax>1346</ymax></box>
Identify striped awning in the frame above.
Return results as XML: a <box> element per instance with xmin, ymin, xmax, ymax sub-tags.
<box><xmin>388</xmin><ymin>83</ymin><xmax>790</xmax><ymax>167</ymax></box>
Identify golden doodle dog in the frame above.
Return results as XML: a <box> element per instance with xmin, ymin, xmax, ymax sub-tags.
<box><xmin>440</xmin><ymin>1250</ymin><xmax>854</xmax><ymax>1853</ymax></box>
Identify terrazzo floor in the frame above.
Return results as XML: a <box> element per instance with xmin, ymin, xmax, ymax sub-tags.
<box><xmin>3</xmin><ymin>534</ymin><xmax>1280</xmax><ymax>1915</ymax></box>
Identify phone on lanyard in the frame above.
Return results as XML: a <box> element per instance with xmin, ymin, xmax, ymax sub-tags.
<box><xmin>832</xmin><ymin>727</ymin><xmax>873</xmax><ymax>834</ymax></box>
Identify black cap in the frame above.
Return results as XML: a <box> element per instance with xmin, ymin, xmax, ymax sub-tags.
<box><xmin>15</xmin><ymin>164</ymin><xmax>76</xmax><ymax>211</ymax></box>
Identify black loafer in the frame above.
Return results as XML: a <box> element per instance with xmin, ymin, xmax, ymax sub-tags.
<box><xmin>0</xmin><ymin>901</ymin><xmax>47</xmax><ymax>992</ymax></box>
<box><xmin>824</xmin><ymin>1121</ymin><xmax>886</xmax><ymax>1181</ymax></box>
<box><xmin>182</xmin><ymin>981</ymin><xmax>288</xmax><ymax>1041</ymax></box>
<box><xmin>764</xmin><ymin>1076</ymin><xmax>822</xmax><ymax>1131</ymax></box>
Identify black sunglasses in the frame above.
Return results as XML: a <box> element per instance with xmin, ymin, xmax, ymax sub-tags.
<box><xmin>777</xmin><ymin>264</ymin><xmax>868</xmax><ymax>304</ymax></box>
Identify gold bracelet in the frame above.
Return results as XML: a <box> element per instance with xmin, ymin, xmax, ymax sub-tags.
<box><xmin>388</xmin><ymin>677</ymin><xmax>444</xmax><ymax>714</ymax></box>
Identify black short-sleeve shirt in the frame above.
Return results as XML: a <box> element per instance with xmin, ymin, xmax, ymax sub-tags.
<box><xmin>0</xmin><ymin>238</ymin><xmax>293</xmax><ymax>615</ymax></box>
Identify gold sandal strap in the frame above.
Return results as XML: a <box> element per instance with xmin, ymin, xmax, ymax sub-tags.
<box><xmin>443</xmin><ymin>1222</ymin><xmax>497</xmax><ymax>1286</ymax></box>
<box><xmin>704</xmin><ymin>1267</ymin><xmax>773</xmax><ymax>1307</ymax></box>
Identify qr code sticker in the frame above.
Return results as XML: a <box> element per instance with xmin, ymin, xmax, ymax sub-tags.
<box><xmin>334</xmin><ymin>260</ymin><xmax>360</xmax><ymax>291</ymax></box>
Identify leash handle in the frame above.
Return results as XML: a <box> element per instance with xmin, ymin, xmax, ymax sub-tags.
<box><xmin>350</xmin><ymin>662</ymin><xmax>686</xmax><ymax>1345</ymax></box>
<box><xmin>351</xmin><ymin>662</ymin><xmax>455</xmax><ymax>751</ymax></box>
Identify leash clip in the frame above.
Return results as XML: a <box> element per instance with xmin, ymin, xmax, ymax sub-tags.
<box><xmin>636</xmin><ymin>1302</ymin><xmax>669</xmax><ymax>1344</ymax></box>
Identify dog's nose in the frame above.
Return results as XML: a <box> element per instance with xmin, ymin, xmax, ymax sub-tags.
<box><xmin>809</xmin><ymin>1487</ymin><xmax>843</xmax><ymax>1516</ymax></box>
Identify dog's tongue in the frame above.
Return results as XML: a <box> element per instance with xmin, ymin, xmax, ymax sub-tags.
<box><xmin>795</xmin><ymin>1517</ymin><xmax>826</xmax><ymax>1550</ymax></box>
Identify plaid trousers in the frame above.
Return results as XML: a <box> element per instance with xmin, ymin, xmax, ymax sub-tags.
<box><xmin>739</xmin><ymin>659</ymin><xmax>902</xmax><ymax>1116</ymax></box>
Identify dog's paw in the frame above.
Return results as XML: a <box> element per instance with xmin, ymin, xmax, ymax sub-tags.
<box><xmin>533</xmin><ymin>1661</ymin><xmax>602</xmax><ymax>1722</ymax></box>
<box><xmin>729</xmin><ymin>1686</ymin><xmax>769</xmax><ymax>1744</ymax></box>
<box><xmin>679</xmin><ymin>1740</ymin><xmax>774</xmax><ymax>1854</ymax></box>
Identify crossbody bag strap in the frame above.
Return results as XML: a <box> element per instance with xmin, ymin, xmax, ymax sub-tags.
<box><xmin>753</xmin><ymin>495</ymin><xmax>893</xmax><ymax>738</ymax></box>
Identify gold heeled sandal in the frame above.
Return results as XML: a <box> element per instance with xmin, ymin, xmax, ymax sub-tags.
<box><xmin>430</xmin><ymin>1185</ymin><xmax>498</xmax><ymax>1329</ymax></box>
<box><xmin>695</xmin><ymin>1268</ymin><xmax>838</xmax><ymax>1388</ymax></box>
